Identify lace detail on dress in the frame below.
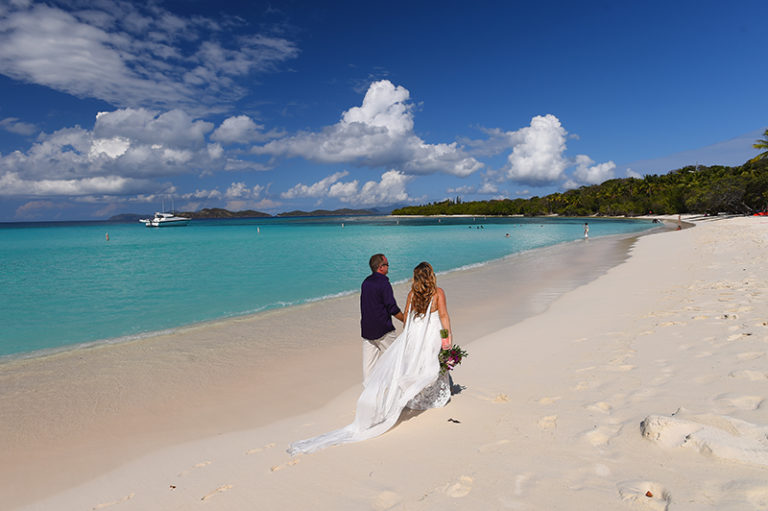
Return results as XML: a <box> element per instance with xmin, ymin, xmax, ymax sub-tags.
<box><xmin>406</xmin><ymin>371</ymin><xmax>451</xmax><ymax>410</ymax></box>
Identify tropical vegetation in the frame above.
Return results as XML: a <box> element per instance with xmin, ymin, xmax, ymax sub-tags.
<box><xmin>393</xmin><ymin>156</ymin><xmax>768</xmax><ymax>217</ymax></box>
<box><xmin>751</xmin><ymin>128</ymin><xmax>768</xmax><ymax>163</ymax></box>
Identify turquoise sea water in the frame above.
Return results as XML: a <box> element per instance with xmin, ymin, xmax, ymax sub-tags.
<box><xmin>0</xmin><ymin>216</ymin><xmax>655</xmax><ymax>359</ymax></box>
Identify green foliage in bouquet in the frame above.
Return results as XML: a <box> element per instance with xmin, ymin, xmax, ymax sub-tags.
<box><xmin>439</xmin><ymin>344</ymin><xmax>467</xmax><ymax>375</ymax></box>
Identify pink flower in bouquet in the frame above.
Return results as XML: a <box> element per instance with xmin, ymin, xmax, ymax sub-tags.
<box><xmin>439</xmin><ymin>344</ymin><xmax>467</xmax><ymax>374</ymax></box>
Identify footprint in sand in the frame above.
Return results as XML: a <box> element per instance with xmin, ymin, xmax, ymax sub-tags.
<box><xmin>583</xmin><ymin>424</ymin><xmax>622</xmax><ymax>447</ymax></box>
<box><xmin>618</xmin><ymin>481</ymin><xmax>671</xmax><ymax>511</ymax></box>
<box><xmin>496</xmin><ymin>474</ymin><xmax>535</xmax><ymax>507</ymax></box>
<box><xmin>627</xmin><ymin>387</ymin><xmax>660</xmax><ymax>401</ymax></box>
<box><xmin>538</xmin><ymin>396</ymin><xmax>561</xmax><ymax>405</ymax></box>
<box><xmin>475</xmin><ymin>390</ymin><xmax>510</xmax><ymax>403</ymax></box>
<box><xmin>728</xmin><ymin>332</ymin><xmax>754</xmax><ymax>341</ymax></box>
<box><xmin>200</xmin><ymin>484</ymin><xmax>233</xmax><ymax>501</ymax></box>
<box><xmin>745</xmin><ymin>484</ymin><xmax>768</xmax><ymax>508</ymax></box>
<box><xmin>659</xmin><ymin>321</ymin><xmax>686</xmax><ymax>327</ymax></box>
<box><xmin>445</xmin><ymin>476</ymin><xmax>473</xmax><ymax>498</ymax></box>
<box><xmin>178</xmin><ymin>460</ymin><xmax>211</xmax><ymax>477</ymax></box>
<box><xmin>715</xmin><ymin>480</ymin><xmax>768</xmax><ymax>508</ymax></box>
<box><xmin>693</xmin><ymin>374</ymin><xmax>720</xmax><ymax>385</ymax></box>
<box><xmin>270</xmin><ymin>458</ymin><xmax>300</xmax><ymax>472</ymax></box>
<box><xmin>607</xmin><ymin>364</ymin><xmax>636</xmax><ymax>372</ymax></box>
<box><xmin>587</xmin><ymin>401</ymin><xmax>613</xmax><ymax>415</ymax></box>
<box><xmin>610</xmin><ymin>349</ymin><xmax>636</xmax><ymax>362</ymax></box>
<box><xmin>650</xmin><ymin>373</ymin><xmax>673</xmax><ymax>386</ymax></box>
<box><xmin>477</xmin><ymin>439</ymin><xmax>511</xmax><ymax>453</ymax></box>
<box><xmin>594</xmin><ymin>463</ymin><xmax>611</xmax><ymax>477</ymax></box>
<box><xmin>573</xmin><ymin>379</ymin><xmax>600</xmax><ymax>391</ymax></box>
<box><xmin>537</xmin><ymin>415</ymin><xmax>557</xmax><ymax>431</ymax></box>
<box><xmin>737</xmin><ymin>351</ymin><xmax>765</xmax><ymax>361</ymax></box>
<box><xmin>372</xmin><ymin>490</ymin><xmax>402</xmax><ymax>510</ymax></box>
<box><xmin>729</xmin><ymin>369</ymin><xmax>768</xmax><ymax>381</ymax></box>
<box><xmin>645</xmin><ymin>311</ymin><xmax>674</xmax><ymax>318</ymax></box>
<box><xmin>246</xmin><ymin>442</ymin><xmax>276</xmax><ymax>455</ymax></box>
<box><xmin>715</xmin><ymin>393</ymin><xmax>764</xmax><ymax>411</ymax></box>
<box><xmin>92</xmin><ymin>493</ymin><xmax>135</xmax><ymax>509</ymax></box>
<box><xmin>512</xmin><ymin>473</ymin><xmax>533</xmax><ymax>496</ymax></box>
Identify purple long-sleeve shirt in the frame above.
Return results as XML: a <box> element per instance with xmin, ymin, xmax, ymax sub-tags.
<box><xmin>360</xmin><ymin>272</ymin><xmax>401</xmax><ymax>340</ymax></box>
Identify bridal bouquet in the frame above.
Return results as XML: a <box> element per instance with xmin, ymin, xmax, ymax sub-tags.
<box><xmin>439</xmin><ymin>344</ymin><xmax>468</xmax><ymax>375</ymax></box>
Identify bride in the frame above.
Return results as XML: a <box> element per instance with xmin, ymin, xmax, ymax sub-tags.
<box><xmin>288</xmin><ymin>261</ymin><xmax>453</xmax><ymax>455</ymax></box>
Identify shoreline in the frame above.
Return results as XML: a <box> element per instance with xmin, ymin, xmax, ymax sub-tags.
<box><xmin>0</xmin><ymin>224</ymin><xmax>665</xmax><ymax>508</ymax></box>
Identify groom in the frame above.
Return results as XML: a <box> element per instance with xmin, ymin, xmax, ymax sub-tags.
<box><xmin>360</xmin><ymin>253</ymin><xmax>404</xmax><ymax>380</ymax></box>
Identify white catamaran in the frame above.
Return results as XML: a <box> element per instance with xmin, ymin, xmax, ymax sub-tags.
<box><xmin>139</xmin><ymin>199</ymin><xmax>191</xmax><ymax>227</ymax></box>
<box><xmin>139</xmin><ymin>211</ymin><xmax>191</xmax><ymax>227</ymax></box>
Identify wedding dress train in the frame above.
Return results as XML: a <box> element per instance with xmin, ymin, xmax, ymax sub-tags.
<box><xmin>288</xmin><ymin>300</ymin><xmax>448</xmax><ymax>455</ymax></box>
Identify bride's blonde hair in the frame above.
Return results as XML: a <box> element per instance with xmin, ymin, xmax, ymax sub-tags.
<box><xmin>410</xmin><ymin>262</ymin><xmax>436</xmax><ymax>317</ymax></box>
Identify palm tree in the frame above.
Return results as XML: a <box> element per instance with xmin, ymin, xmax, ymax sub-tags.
<box><xmin>750</xmin><ymin>128</ymin><xmax>768</xmax><ymax>163</ymax></box>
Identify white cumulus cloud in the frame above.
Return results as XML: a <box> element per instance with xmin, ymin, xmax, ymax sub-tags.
<box><xmin>281</xmin><ymin>171</ymin><xmax>350</xmax><ymax>199</ymax></box>
<box><xmin>342</xmin><ymin>170</ymin><xmax>413</xmax><ymax>206</ymax></box>
<box><xmin>226</xmin><ymin>182</ymin><xmax>265</xmax><ymax>198</ymax></box>
<box><xmin>94</xmin><ymin>108</ymin><xmax>213</xmax><ymax>148</ymax></box>
<box><xmin>254</xmin><ymin>80</ymin><xmax>482</xmax><ymax>177</ymax></box>
<box><xmin>478</xmin><ymin>182</ymin><xmax>499</xmax><ymax>194</ymax></box>
<box><xmin>505</xmin><ymin>114</ymin><xmax>569</xmax><ymax>185</ymax></box>
<box><xmin>0</xmin><ymin>107</ymin><xmax>229</xmax><ymax>197</ymax></box>
<box><xmin>281</xmin><ymin>169</ymin><xmax>412</xmax><ymax>207</ymax></box>
<box><xmin>89</xmin><ymin>136</ymin><xmax>130</xmax><ymax>159</ymax></box>
<box><xmin>341</xmin><ymin>80</ymin><xmax>413</xmax><ymax>135</ymax></box>
<box><xmin>570</xmin><ymin>154</ymin><xmax>616</xmax><ymax>185</ymax></box>
<box><xmin>211</xmin><ymin>115</ymin><xmax>278</xmax><ymax>144</ymax></box>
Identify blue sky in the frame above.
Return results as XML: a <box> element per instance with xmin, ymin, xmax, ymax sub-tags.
<box><xmin>0</xmin><ymin>0</ymin><xmax>766</xmax><ymax>221</ymax></box>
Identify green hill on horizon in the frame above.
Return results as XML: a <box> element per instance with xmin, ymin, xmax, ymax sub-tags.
<box><xmin>394</xmin><ymin>158</ymin><xmax>768</xmax><ymax>217</ymax></box>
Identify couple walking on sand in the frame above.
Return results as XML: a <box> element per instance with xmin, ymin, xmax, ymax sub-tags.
<box><xmin>288</xmin><ymin>254</ymin><xmax>454</xmax><ymax>455</ymax></box>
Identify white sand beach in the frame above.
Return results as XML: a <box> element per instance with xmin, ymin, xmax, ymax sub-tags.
<box><xmin>4</xmin><ymin>216</ymin><xmax>768</xmax><ymax>510</ymax></box>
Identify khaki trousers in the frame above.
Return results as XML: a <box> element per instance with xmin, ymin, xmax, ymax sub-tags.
<box><xmin>362</xmin><ymin>330</ymin><xmax>397</xmax><ymax>382</ymax></box>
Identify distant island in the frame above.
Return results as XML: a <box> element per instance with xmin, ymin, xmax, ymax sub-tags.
<box><xmin>108</xmin><ymin>207</ymin><xmax>376</xmax><ymax>222</ymax></box>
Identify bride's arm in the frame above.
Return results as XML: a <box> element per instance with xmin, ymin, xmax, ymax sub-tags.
<box><xmin>436</xmin><ymin>287</ymin><xmax>452</xmax><ymax>349</ymax></box>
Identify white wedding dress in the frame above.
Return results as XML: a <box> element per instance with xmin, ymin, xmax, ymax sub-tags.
<box><xmin>288</xmin><ymin>299</ymin><xmax>450</xmax><ymax>455</ymax></box>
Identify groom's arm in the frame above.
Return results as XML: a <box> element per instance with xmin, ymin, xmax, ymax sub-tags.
<box><xmin>382</xmin><ymin>285</ymin><xmax>404</xmax><ymax>323</ymax></box>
